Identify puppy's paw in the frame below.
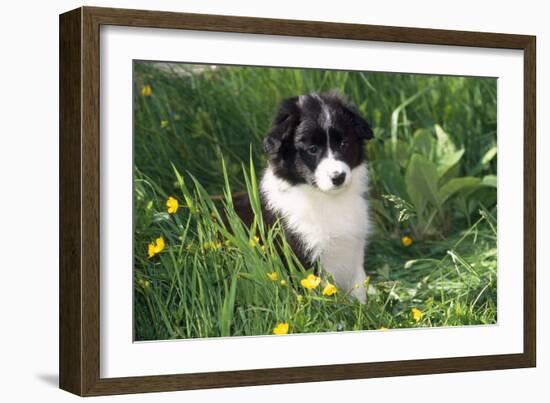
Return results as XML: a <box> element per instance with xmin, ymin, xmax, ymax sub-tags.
<box><xmin>350</xmin><ymin>284</ymin><xmax>367</xmax><ymax>304</ymax></box>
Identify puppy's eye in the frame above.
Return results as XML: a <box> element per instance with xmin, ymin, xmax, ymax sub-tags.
<box><xmin>307</xmin><ymin>145</ymin><xmax>319</xmax><ymax>154</ymax></box>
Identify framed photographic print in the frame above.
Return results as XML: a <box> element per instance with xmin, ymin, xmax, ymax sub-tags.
<box><xmin>59</xmin><ymin>6</ymin><xmax>536</xmax><ymax>396</ymax></box>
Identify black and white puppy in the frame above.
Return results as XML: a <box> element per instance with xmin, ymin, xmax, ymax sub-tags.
<box><xmin>236</xmin><ymin>92</ymin><xmax>373</xmax><ymax>302</ymax></box>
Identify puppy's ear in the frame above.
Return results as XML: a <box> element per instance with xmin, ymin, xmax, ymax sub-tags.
<box><xmin>344</xmin><ymin>105</ymin><xmax>374</xmax><ymax>140</ymax></box>
<box><xmin>323</xmin><ymin>91</ymin><xmax>374</xmax><ymax>140</ymax></box>
<box><xmin>263</xmin><ymin>96</ymin><xmax>301</xmax><ymax>155</ymax></box>
<box><xmin>262</xmin><ymin>136</ymin><xmax>282</xmax><ymax>155</ymax></box>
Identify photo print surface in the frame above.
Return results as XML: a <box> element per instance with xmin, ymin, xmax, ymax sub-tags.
<box><xmin>133</xmin><ymin>61</ymin><xmax>497</xmax><ymax>341</ymax></box>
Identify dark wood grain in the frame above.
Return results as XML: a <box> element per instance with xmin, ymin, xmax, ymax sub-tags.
<box><xmin>59</xmin><ymin>8</ymin><xmax>82</xmax><ymax>395</ymax></box>
<box><xmin>59</xmin><ymin>6</ymin><xmax>537</xmax><ymax>396</ymax></box>
<box><xmin>84</xmin><ymin>354</ymin><xmax>532</xmax><ymax>396</ymax></box>
<box><xmin>523</xmin><ymin>38</ymin><xmax>537</xmax><ymax>366</ymax></box>
<box><xmin>86</xmin><ymin>6</ymin><xmax>532</xmax><ymax>49</ymax></box>
<box><xmin>81</xmin><ymin>6</ymin><xmax>102</xmax><ymax>396</ymax></box>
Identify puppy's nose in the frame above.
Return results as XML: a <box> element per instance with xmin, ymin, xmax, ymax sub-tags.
<box><xmin>331</xmin><ymin>172</ymin><xmax>346</xmax><ymax>186</ymax></box>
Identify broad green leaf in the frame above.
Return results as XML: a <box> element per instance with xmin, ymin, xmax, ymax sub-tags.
<box><xmin>374</xmin><ymin>159</ymin><xmax>407</xmax><ymax>198</ymax></box>
<box><xmin>468</xmin><ymin>146</ymin><xmax>497</xmax><ymax>176</ymax></box>
<box><xmin>481</xmin><ymin>146</ymin><xmax>497</xmax><ymax>165</ymax></box>
<box><xmin>406</xmin><ymin>154</ymin><xmax>441</xmax><ymax>216</ymax></box>
<box><xmin>410</xmin><ymin>129</ymin><xmax>436</xmax><ymax>160</ymax></box>
<box><xmin>384</xmin><ymin>140</ymin><xmax>411</xmax><ymax>167</ymax></box>
<box><xmin>437</xmin><ymin>148</ymin><xmax>465</xmax><ymax>182</ymax></box>
<box><xmin>480</xmin><ymin>174</ymin><xmax>497</xmax><ymax>188</ymax></box>
<box><xmin>439</xmin><ymin>177</ymin><xmax>481</xmax><ymax>204</ymax></box>
<box><xmin>434</xmin><ymin>124</ymin><xmax>457</xmax><ymax>158</ymax></box>
<box><xmin>434</xmin><ymin>124</ymin><xmax>463</xmax><ymax>183</ymax></box>
<box><xmin>439</xmin><ymin>163</ymin><xmax>461</xmax><ymax>188</ymax></box>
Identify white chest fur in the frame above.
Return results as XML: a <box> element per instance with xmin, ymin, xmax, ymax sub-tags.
<box><xmin>260</xmin><ymin>164</ymin><xmax>370</xmax><ymax>298</ymax></box>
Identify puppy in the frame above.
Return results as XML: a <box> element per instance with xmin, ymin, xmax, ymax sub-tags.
<box><xmin>236</xmin><ymin>91</ymin><xmax>373</xmax><ymax>302</ymax></box>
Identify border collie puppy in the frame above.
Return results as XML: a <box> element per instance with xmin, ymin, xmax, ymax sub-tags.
<box><xmin>236</xmin><ymin>92</ymin><xmax>373</xmax><ymax>302</ymax></box>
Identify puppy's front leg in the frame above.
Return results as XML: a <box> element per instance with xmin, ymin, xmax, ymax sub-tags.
<box><xmin>321</xmin><ymin>238</ymin><xmax>368</xmax><ymax>303</ymax></box>
<box><xmin>350</xmin><ymin>266</ymin><xmax>368</xmax><ymax>304</ymax></box>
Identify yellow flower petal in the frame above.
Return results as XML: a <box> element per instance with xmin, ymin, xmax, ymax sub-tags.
<box><xmin>401</xmin><ymin>235</ymin><xmax>413</xmax><ymax>247</ymax></box>
<box><xmin>322</xmin><ymin>282</ymin><xmax>337</xmax><ymax>296</ymax></box>
<box><xmin>140</xmin><ymin>84</ymin><xmax>152</xmax><ymax>97</ymax></box>
<box><xmin>249</xmin><ymin>236</ymin><xmax>260</xmax><ymax>247</ymax></box>
<box><xmin>160</xmin><ymin>119</ymin><xmax>169</xmax><ymax>128</ymax></box>
<box><xmin>153</xmin><ymin>237</ymin><xmax>165</xmax><ymax>254</ymax></box>
<box><xmin>300</xmin><ymin>274</ymin><xmax>321</xmax><ymax>290</ymax></box>
<box><xmin>411</xmin><ymin>307</ymin><xmax>423</xmax><ymax>322</ymax></box>
<box><xmin>147</xmin><ymin>236</ymin><xmax>165</xmax><ymax>258</ymax></box>
<box><xmin>273</xmin><ymin>322</ymin><xmax>289</xmax><ymax>335</ymax></box>
<box><xmin>267</xmin><ymin>272</ymin><xmax>278</xmax><ymax>281</ymax></box>
<box><xmin>166</xmin><ymin>196</ymin><xmax>179</xmax><ymax>214</ymax></box>
<box><xmin>147</xmin><ymin>243</ymin><xmax>156</xmax><ymax>258</ymax></box>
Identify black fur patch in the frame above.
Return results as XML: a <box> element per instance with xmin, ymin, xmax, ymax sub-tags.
<box><xmin>263</xmin><ymin>91</ymin><xmax>372</xmax><ymax>186</ymax></box>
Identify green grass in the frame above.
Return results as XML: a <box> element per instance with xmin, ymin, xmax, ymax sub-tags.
<box><xmin>133</xmin><ymin>62</ymin><xmax>497</xmax><ymax>340</ymax></box>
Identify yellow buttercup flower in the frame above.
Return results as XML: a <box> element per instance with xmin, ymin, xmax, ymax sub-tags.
<box><xmin>280</xmin><ymin>280</ymin><xmax>287</xmax><ymax>286</ymax></box>
<box><xmin>147</xmin><ymin>237</ymin><xmax>165</xmax><ymax>258</ymax></box>
<box><xmin>267</xmin><ymin>272</ymin><xmax>278</xmax><ymax>281</ymax></box>
<box><xmin>401</xmin><ymin>235</ymin><xmax>413</xmax><ymax>247</ymax></box>
<box><xmin>273</xmin><ymin>322</ymin><xmax>289</xmax><ymax>335</ymax></box>
<box><xmin>160</xmin><ymin>119</ymin><xmax>169</xmax><ymax>128</ymax></box>
<box><xmin>249</xmin><ymin>236</ymin><xmax>260</xmax><ymax>247</ymax></box>
<box><xmin>322</xmin><ymin>282</ymin><xmax>337</xmax><ymax>296</ymax></box>
<box><xmin>146</xmin><ymin>242</ymin><xmax>154</xmax><ymax>258</ymax></box>
<box><xmin>364</xmin><ymin>276</ymin><xmax>371</xmax><ymax>288</ymax></box>
<box><xmin>300</xmin><ymin>274</ymin><xmax>321</xmax><ymax>290</ymax></box>
<box><xmin>166</xmin><ymin>196</ymin><xmax>179</xmax><ymax>214</ymax></box>
<box><xmin>411</xmin><ymin>307</ymin><xmax>423</xmax><ymax>322</ymax></box>
<box><xmin>137</xmin><ymin>278</ymin><xmax>150</xmax><ymax>289</ymax></box>
<box><xmin>203</xmin><ymin>241</ymin><xmax>222</xmax><ymax>251</ymax></box>
<box><xmin>140</xmin><ymin>84</ymin><xmax>152</xmax><ymax>97</ymax></box>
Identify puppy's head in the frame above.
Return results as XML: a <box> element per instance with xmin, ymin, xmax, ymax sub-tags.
<box><xmin>263</xmin><ymin>92</ymin><xmax>373</xmax><ymax>193</ymax></box>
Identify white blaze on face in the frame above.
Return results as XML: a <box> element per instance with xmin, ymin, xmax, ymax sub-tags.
<box><xmin>311</xmin><ymin>93</ymin><xmax>352</xmax><ymax>192</ymax></box>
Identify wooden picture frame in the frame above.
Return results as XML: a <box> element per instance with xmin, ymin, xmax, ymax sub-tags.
<box><xmin>59</xmin><ymin>6</ymin><xmax>536</xmax><ymax>396</ymax></box>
